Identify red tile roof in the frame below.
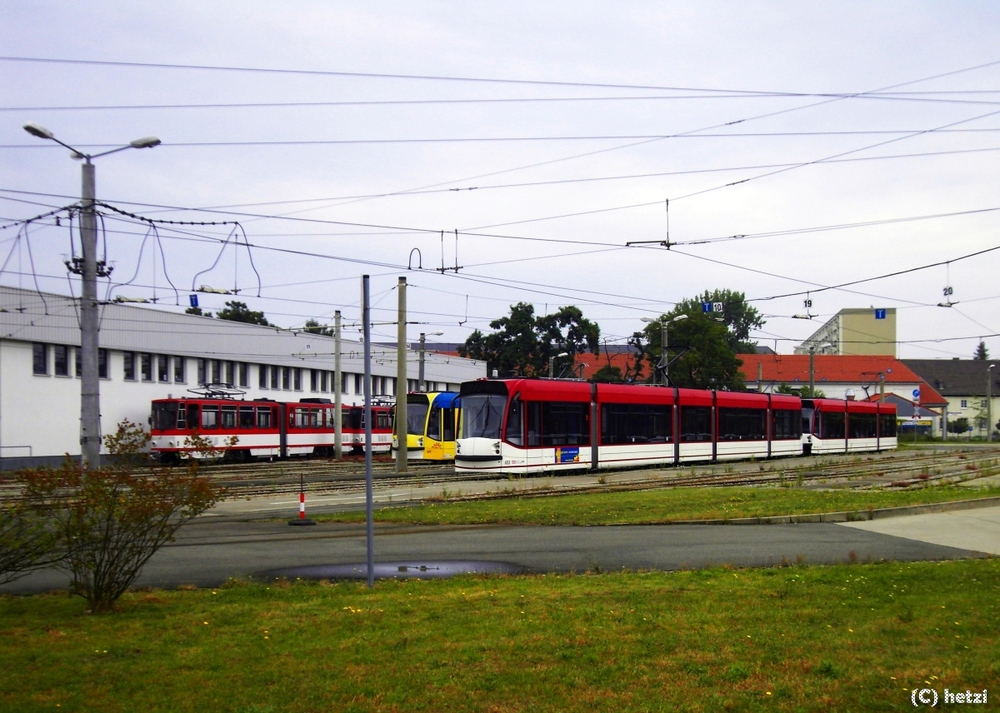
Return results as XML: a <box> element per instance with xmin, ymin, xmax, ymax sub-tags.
<box><xmin>737</xmin><ymin>354</ymin><xmax>948</xmax><ymax>406</ymax></box>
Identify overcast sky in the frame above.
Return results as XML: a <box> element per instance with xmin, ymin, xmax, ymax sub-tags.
<box><xmin>2</xmin><ymin>1</ymin><xmax>999</xmax><ymax>359</ymax></box>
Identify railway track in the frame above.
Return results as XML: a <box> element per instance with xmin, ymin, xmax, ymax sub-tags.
<box><xmin>2</xmin><ymin>449</ymin><xmax>996</xmax><ymax>504</ymax></box>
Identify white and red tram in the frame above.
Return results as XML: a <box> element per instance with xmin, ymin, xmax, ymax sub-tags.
<box><xmin>149</xmin><ymin>397</ymin><xmax>394</xmax><ymax>460</ymax></box>
<box><xmin>455</xmin><ymin>379</ymin><xmax>896</xmax><ymax>475</ymax></box>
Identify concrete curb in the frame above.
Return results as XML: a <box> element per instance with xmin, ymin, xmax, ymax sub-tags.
<box><xmin>678</xmin><ymin>495</ymin><xmax>1000</xmax><ymax>526</ymax></box>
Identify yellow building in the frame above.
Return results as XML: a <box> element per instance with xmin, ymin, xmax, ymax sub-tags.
<box><xmin>794</xmin><ymin>308</ymin><xmax>896</xmax><ymax>357</ymax></box>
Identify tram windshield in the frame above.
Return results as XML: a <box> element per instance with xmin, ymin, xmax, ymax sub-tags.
<box><xmin>461</xmin><ymin>394</ymin><xmax>505</xmax><ymax>439</ymax></box>
<box><xmin>152</xmin><ymin>402</ymin><xmax>179</xmax><ymax>430</ymax></box>
<box><xmin>407</xmin><ymin>401</ymin><xmax>430</xmax><ymax>436</ymax></box>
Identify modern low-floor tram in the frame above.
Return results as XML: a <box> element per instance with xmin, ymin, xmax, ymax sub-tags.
<box><xmin>455</xmin><ymin>379</ymin><xmax>897</xmax><ymax>475</ymax></box>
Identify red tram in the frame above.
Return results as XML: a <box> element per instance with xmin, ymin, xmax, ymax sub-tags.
<box><xmin>149</xmin><ymin>397</ymin><xmax>394</xmax><ymax>460</ymax></box>
<box><xmin>455</xmin><ymin>379</ymin><xmax>896</xmax><ymax>475</ymax></box>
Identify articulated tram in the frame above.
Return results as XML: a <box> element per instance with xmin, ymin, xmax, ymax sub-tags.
<box><xmin>455</xmin><ymin>379</ymin><xmax>897</xmax><ymax>475</ymax></box>
<box><xmin>150</xmin><ymin>396</ymin><xmax>394</xmax><ymax>460</ymax></box>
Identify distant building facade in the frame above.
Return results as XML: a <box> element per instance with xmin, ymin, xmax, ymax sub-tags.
<box><xmin>0</xmin><ymin>286</ymin><xmax>486</xmax><ymax>467</ymax></box>
<box><xmin>903</xmin><ymin>359</ymin><xmax>1000</xmax><ymax>438</ymax></box>
<box><xmin>794</xmin><ymin>308</ymin><xmax>897</xmax><ymax>356</ymax></box>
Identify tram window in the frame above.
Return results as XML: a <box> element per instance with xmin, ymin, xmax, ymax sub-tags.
<box><xmin>879</xmin><ymin>414</ymin><xmax>897</xmax><ymax>437</ymax></box>
<box><xmin>201</xmin><ymin>406</ymin><xmax>219</xmax><ymax>430</ymax></box>
<box><xmin>158</xmin><ymin>355</ymin><xmax>169</xmax><ymax>383</ymax></box>
<box><xmin>220</xmin><ymin>406</ymin><xmax>237</xmax><ymax>430</ymax></box>
<box><xmin>601</xmin><ymin>403</ymin><xmax>672</xmax><ymax>445</ymax></box>
<box><xmin>123</xmin><ymin>352</ymin><xmax>135</xmax><ymax>381</ymax></box>
<box><xmin>186</xmin><ymin>404</ymin><xmax>199</xmax><ymax>429</ymax></box>
<box><xmin>681</xmin><ymin>407</ymin><xmax>712</xmax><ymax>442</ymax></box>
<box><xmin>174</xmin><ymin>356</ymin><xmax>185</xmax><ymax>384</ymax></box>
<box><xmin>376</xmin><ymin>412</ymin><xmax>390</xmax><ymax>429</ymax></box>
<box><xmin>427</xmin><ymin>408</ymin><xmax>442</xmax><ymax>441</ymax></box>
<box><xmin>718</xmin><ymin>408</ymin><xmax>766</xmax><ymax>441</ymax></box>
<box><xmin>310</xmin><ymin>408</ymin><xmax>321</xmax><ymax>428</ymax></box>
<box><xmin>526</xmin><ymin>402</ymin><xmax>542</xmax><ymax>446</ymax></box>
<box><xmin>176</xmin><ymin>406</ymin><xmax>186</xmax><ymax>429</ymax></box>
<box><xmin>540</xmin><ymin>402</ymin><xmax>589</xmax><ymax>447</ymax></box>
<box><xmin>820</xmin><ymin>412</ymin><xmax>846</xmax><ymax>439</ymax></box>
<box><xmin>32</xmin><ymin>343</ymin><xmax>48</xmax><ymax>375</ymax></box>
<box><xmin>848</xmin><ymin>413</ymin><xmax>877</xmax><ymax>439</ymax></box>
<box><xmin>54</xmin><ymin>345</ymin><xmax>69</xmax><ymax>376</ymax></box>
<box><xmin>239</xmin><ymin>406</ymin><xmax>255</xmax><ymax>429</ymax></box>
<box><xmin>771</xmin><ymin>409</ymin><xmax>802</xmax><ymax>440</ymax></box>
<box><xmin>257</xmin><ymin>407</ymin><xmax>273</xmax><ymax>430</ymax></box>
<box><xmin>504</xmin><ymin>397</ymin><xmax>524</xmax><ymax>445</ymax></box>
<box><xmin>442</xmin><ymin>408</ymin><xmax>456</xmax><ymax>441</ymax></box>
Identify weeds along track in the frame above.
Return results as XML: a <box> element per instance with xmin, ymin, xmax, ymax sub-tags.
<box><xmin>597</xmin><ymin>449</ymin><xmax>1000</xmax><ymax>494</ymax></box>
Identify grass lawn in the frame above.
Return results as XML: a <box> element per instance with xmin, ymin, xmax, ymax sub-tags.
<box><xmin>316</xmin><ymin>484</ymin><xmax>1000</xmax><ymax>527</ymax></box>
<box><xmin>1</xmin><ymin>559</ymin><xmax>997</xmax><ymax>712</ymax></box>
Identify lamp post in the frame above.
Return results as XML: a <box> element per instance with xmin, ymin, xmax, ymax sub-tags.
<box><xmin>548</xmin><ymin>352</ymin><xmax>569</xmax><ymax>378</ymax></box>
<box><xmin>23</xmin><ymin>123</ymin><xmax>159</xmax><ymax>468</ymax></box>
<box><xmin>418</xmin><ymin>331</ymin><xmax>443</xmax><ymax>391</ymax></box>
<box><xmin>641</xmin><ymin>314</ymin><xmax>688</xmax><ymax>385</ymax></box>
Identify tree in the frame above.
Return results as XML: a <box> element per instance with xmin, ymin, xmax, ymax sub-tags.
<box><xmin>17</xmin><ymin>421</ymin><xmax>223</xmax><ymax>612</ymax></box>
<box><xmin>644</xmin><ymin>310</ymin><xmax>745</xmax><ymax>390</ymax></box>
<box><xmin>458</xmin><ymin>303</ymin><xmax>600</xmax><ymax>377</ymax></box>
<box><xmin>776</xmin><ymin>382</ymin><xmax>825</xmax><ymax>398</ymax></box>
<box><xmin>948</xmin><ymin>417</ymin><xmax>970</xmax><ymax>435</ymax></box>
<box><xmin>184</xmin><ymin>306</ymin><xmax>213</xmax><ymax>318</ymax></box>
<box><xmin>974</xmin><ymin>341</ymin><xmax>989</xmax><ymax>360</ymax></box>
<box><xmin>303</xmin><ymin>319</ymin><xmax>334</xmax><ymax>336</ymax></box>
<box><xmin>673</xmin><ymin>289</ymin><xmax>764</xmax><ymax>353</ymax></box>
<box><xmin>216</xmin><ymin>301</ymin><xmax>270</xmax><ymax>326</ymax></box>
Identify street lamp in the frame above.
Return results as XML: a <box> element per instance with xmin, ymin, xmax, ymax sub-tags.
<box><xmin>548</xmin><ymin>352</ymin><xmax>569</xmax><ymax>378</ymax></box>
<box><xmin>418</xmin><ymin>331</ymin><xmax>443</xmax><ymax>391</ymax></box>
<box><xmin>23</xmin><ymin>123</ymin><xmax>160</xmax><ymax>468</ymax></box>
<box><xmin>641</xmin><ymin>314</ymin><xmax>688</xmax><ymax>386</ymax></box>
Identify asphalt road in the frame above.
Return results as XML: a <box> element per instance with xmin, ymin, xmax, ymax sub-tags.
<box><xmin>1</xmin><ymin>514</ymin><xmax>988</xmax><ymax>595</ymax></box>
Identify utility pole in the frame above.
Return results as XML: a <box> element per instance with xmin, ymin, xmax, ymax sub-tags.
<box><xmin>23</xmin><ymin>123</ymin><xmax>159</xmax><ymax>469</ymax></box>
<box><xmin>395</xmin><ymin>277</ymin><xmax>407</xmax><ymax>473</ymax></box>
<box><xmin>334</xmin><ymin>310</ymin><xmax>343</xmax><ymax>460</ymax></box>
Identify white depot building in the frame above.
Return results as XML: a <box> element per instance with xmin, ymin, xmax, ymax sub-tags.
<box><xmin>0</xmin><ymin>286</ymin><xmax>485</xmax><ymax>467</ymax></box>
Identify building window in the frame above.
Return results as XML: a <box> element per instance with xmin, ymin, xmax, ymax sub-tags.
<box><xmin>98</xmin><ymin>349</ymin><xmax>108</xmax><ymax>379</ymax></box>
<box><xmin>74</xmin><ymin>347</ymin><xmax>82</xmax><ymax>377</ymax></box>
<box><xmin>293</xmin><ymin>368</ymin><xmax>302</xmax><ymax>391</ymax></box>
<box><xmin>141</xmin><ymin>353</ymin><xmax>153</xmax><ymax>382</ymax></box>
<box><xmin>33</xmin><ymin>343</ymin><xmax>48</xmax><ymax>375</ymax></box>
<box><xmin>123</xmin><ymin>352</ymin><xmax>136</xmax><ymax>381</ymax></box>
<box><xmin>157</xmin><ymin>355</ymin><xmax>169</xmax><ymax>383</ymax></box>
<box><xmin>270</xmin><ymin>366</ymin><xmax>279</xmax><ymax>390</ymax></box>
<box><xmin>259</xmin><ymin>364</ymin><xmax>268</xmax><ymax>389</ymax></box>
<box><xmin>310</xmin><ymin>370</ymin><xmax>318</xmax><ymax>392</ymax></box>
<box><xmin>54</xmin><ymin>345</ymin><xmax>70</xmax><ymax>377</ymax></box>
<box><xmin>211</xmin><ymin>360</ymin><xmax>221</xmax><ymax>384</ymax></box>
<box><xmin>354</xmin><ymin>374</ymin><xmax>362</xmax><ymax>395</ymax></box>
<box><xmin>961</xmin><ymin>399</ymin><xmax>968</xmax><ymax>409</ymax></box>
<box><xmin>238</xmin><ymin>363</ymin><xmax>249</xmax><ymax>388</ymax></box>
<box><xmin>174</xmin><ymin>357</ymin><xmax>186</xmax><ymax>383</ymax></box>
<box><xmin>197</xmin><ymin>358</ymin><xmax>207</xmax><ymax>386</ymax></box>
<box><xmin>225</xmin><ymin>361</ymin><xmax>235</xmax><ymax>386</ymax></box>
<box><xmin>282</xmin><ymin>367</ymin><xmax>290</xmax><ymax>390</ymax></box>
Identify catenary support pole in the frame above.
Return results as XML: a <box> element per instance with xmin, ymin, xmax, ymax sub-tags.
<box><xmin>363</xmin><ymin>275</ymin><xmax>374</xmax><ymax>588</ymax></box>
<box><xmin>79</xmin><ymin>161</ymin><xmax>101</xmax><ymax>468</ymax></box>
<box><xmin>334</xmin><ymin>310</ymin><xmax>343</xmax><ymax>459</ymax></box>
<box><xmin>395</xmin><ymin>277</ymin><xmax>407</xmax><ymax>473</ymax></box>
